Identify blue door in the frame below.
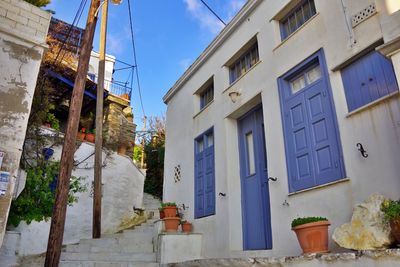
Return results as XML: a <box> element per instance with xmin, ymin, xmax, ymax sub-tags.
<box><xmin>238</xmin><ymin>106</ymin><xmax>272</xmax><ymax>250</ymax></box>
<box><xmin>195</xmin><ymin>129</ymin><xmax>215</xmax><ymax>218</ymax></box>
<box><xmin>279</xmin><ymin>50</ymin><xmax>345</xmax><ymax>193</ymax></box>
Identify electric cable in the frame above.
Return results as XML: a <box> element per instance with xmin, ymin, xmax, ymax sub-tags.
<box><xmin>199</xmin><ymin>0</ymin><xmax>226</xmax><ymax>26</ymax></box>
<box><xmin>53</xmin><ymin>0</ymin><xmax>88</xmax><ymax>64</ymax></box>
<box><xmin>127</xmin><ymin>0</ymin><xmax>146</xmax><ymax>118</ymax></box>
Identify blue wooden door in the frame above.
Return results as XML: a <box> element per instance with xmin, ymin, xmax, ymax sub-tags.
<box><xmin>279</xmin><ymin>50</ymin><xmax>345</xmax><ymax>193</ymax></box>
<box><xmin>238</xmin><ymin>106</ymin><xmax>272</xmax><ymax>250</ymax></box>
<box><xmin>195</xmin><ymin>129</ymin><xmax>215</xmax><ymax>218</ymax></box>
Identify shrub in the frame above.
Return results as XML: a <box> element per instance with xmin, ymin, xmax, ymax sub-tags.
<box><xmin>7</xmin><ymin>161</ymin><xmax>87</xmax><ymax>227</ymax></box>
<box><xmin>381</xmin><ymin>199</ymin><xmax>400</xmax><ymax>221</ymax></box>
<box><xmin>291</xmin><ymin>216</ymin><xmax>328</xmax><ymax>228</ymax></box>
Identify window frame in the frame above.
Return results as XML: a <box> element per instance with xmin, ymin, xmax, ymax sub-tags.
<box><xmin>199</xmin><ymin>83</ymin><xmax>214</xmax><ymax>110</ymax></box>
<box><xmin>279</xmin><ymin>0</ymin><xmax>316</xmax><ymax>40</ymax></box>
<box><xmin>229</xmin><ymin>42</ymin><xmax>259</xmax><ymax>84</ymax></box>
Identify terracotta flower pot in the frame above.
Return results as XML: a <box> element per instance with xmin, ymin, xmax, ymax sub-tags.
<box><xmin>85</xmin><ymin>133</ymin><xmax>95</xmax><ymax>143</ymax></box>
<box><xmin>390</xmin><ymin>218</ymin><xmax>400</xmax><ymax>244</ymax></box>
<box><xmin>77</xmin><ymin>132</ymin><xmax>85</xmax><ymax>141</ymax></box>
<box><xmin>164</xmin><ymin>206</ymin><xmax>177</xmax><ymax>218</ymax></box>
<box><xmin>292</xmin><ymin>220</ymin><xmax>330</xmax><ymax>254</ymax></box>
<box><xmin>163</xmin><ymin>217</ymin><xmax>180</xmax><ymax>232</ymax></box>
<box><xmin>181</xmin><ymin>222</ymin><xmax>193</xmax><ymax>233</ymax></box>
<box><xmin>159</xmin><ymin>210</ymin><xmax>165</xmax><ymax>219</ymax></box>
<box><xmin>118</xmin><ymin>145</ymin><xmax>127</xmax><ymax>155</ymax></box>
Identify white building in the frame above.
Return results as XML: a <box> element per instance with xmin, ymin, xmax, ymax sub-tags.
<box><xmin>88</xmin><ymin>51</ymin><xmax>116</xmax><ymax>91</ymax></box>
<box><xmin>163</xmin><ymin>0</ymin><xmax>400</xmax><ymax>259</ymax></box>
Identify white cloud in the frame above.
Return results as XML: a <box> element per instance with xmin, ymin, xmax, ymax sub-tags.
<box><xmin>107</xmin><ymin>34</ymin><xmax>125</xmax><ymax>56</ymax></box>
<box><xmin>183</xmin><ymin>0</ymin><xmax>225</xmax><ymax>35</ymax></box>
<box><xmin>226</xmin><ymin>0</ymin><xmax>246</xmax><ymax>21</ymax></box>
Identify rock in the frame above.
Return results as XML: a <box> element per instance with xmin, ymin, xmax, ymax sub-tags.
<box><xmin>333</xmin><ymin>194</ymin><xmax>393</xmax><ymax>250</ymax></box>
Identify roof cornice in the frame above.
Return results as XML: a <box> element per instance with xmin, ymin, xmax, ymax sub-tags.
<box><xmin>163</xmin><ymin>0</ymin><xmax>263</xmax><ymax>104</ymax></box>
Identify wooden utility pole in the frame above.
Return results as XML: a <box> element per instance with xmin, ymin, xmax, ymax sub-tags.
<box><xmin>93</xmin><ymin>0</ymin><xmax>109</xmax><ymax>239</ymax></box>
<box><xmin>45</xmin><ymin>0</ymin><xmax>100</xmax><ymax>266</ymax></box>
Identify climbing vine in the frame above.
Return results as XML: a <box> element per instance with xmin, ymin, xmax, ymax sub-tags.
<box><xmin>8</xmin><ymin>161</ymin><xmax>87</xmax><ymax>227</ymax></box>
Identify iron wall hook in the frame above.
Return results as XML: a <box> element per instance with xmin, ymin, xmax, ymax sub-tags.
<box><xmin>356</xmin><ymin>143</ymin><xmax>368</xmax><ymax>158</ymax></box>
<box><xmin>219</xmin><ymin>192</ymin><xmax>226</xmax><ymax>197</ymax></box>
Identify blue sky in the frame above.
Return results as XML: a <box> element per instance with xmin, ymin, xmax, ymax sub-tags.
<box><xmin>46</xmin><ymin>0</ymin><xmax>246</xmax><ymax>130</ymax></box>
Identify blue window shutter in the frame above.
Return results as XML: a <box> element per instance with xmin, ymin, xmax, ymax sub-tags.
<box><xmin>342</xmin><ymin>51</ymin><xmax>399</xmax><ymax>111</ymax></box>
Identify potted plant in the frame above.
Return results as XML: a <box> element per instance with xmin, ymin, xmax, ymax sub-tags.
<box><xmin>85</xmin><ymin>129</ymin><xmax>95</xmax><ymax>143</ymax></box>
<box><xmin>163</xmin><ymin>202</ymin><xmax>177</xmax><ymax>218</ymax></box>
<box><xmin>163</xmin><ymin>217</ymin><xmax>180</xmax><ymax>232</ymax></box>
<box><xmin>45</xmin><ymin>112</ymin><xmax>60</xmax><ymax>130</ymax></box>
<box><xmin>181</xmin><ymin>220</ymin><xmax>193</xmax><ymax>233</ymax></box>
<box><xmin>159</xmin><ymin>203</ymin><xmax>165</xmax><ymax>219</ymax></box>
<box><xmin>291</xmin><ymin>216</ymin><xmax>330</xmax><ymax>254</ymax></box>
<box><xmin>77</xmin><ymin>128</ymin><xmax>86</xmax><ymax>141</ymax></box>
<box><xmin>381</xmin><ymin>199</ymin><xmax>400</xmax><ymax>244</ymax></box>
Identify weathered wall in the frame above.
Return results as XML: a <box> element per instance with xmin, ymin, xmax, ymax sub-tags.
<box><xmin>0</xmin><ymin>0</ymin><xmax>50</xmax><ymax>246</ymax></box>
<box><xmin>3</xmin><ymin>141</ymin><xmax>145</xmax><ymax>256</ymax></box>
<box><xmin>163</xmin><ymin>0</ymin><xmax>400</xmax><ymax>260</ymax></box>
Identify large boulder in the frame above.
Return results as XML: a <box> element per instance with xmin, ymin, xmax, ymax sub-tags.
<box><xmin>333</xmin><ymin>194</ymin><xmax>393</xmax><ymax>250</ymax></box>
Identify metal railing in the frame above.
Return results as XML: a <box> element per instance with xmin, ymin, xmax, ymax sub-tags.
<box><xmin>89</xmin><ymin>74</ymin><xmax>132</xmax><ymax>100</ymax></box>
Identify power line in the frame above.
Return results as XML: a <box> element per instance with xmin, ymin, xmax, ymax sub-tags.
<box><xmin>127</xmin><ymin>0</ymin><xmax>146</xmax><ymax>118</ymax></box>
<box><xmin>199</xmin><ymin>0</ymin><xmax>226</xmax><ymax>26</ymax></box>
<box><xmin>53</xmin><ymin>0</ymin><xmax>88</xmax><ymax>63</ymax></box>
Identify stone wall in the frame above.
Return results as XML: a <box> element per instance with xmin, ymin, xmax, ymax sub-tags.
<box><xmin>166</xmin><ymin>249</ymin><xmax>400</xmax><ymax>267</ymax></box>
<box><xmin>103</xmin><ymin>95</ymin><xmax>137</xmax><ymax>156</ymax></box>
<box><xmin>0</xmin><ymin>0</ymin><xmax>50</xmax><ymax>246</ymax></box>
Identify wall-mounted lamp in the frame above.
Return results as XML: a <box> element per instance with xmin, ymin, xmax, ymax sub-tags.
<box><xmin>228</xmin><ymin>90</ymin><xmax>241</xmax><ymax>103</ymax></box>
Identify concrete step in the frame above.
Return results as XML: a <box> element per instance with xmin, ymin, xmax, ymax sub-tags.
<box><xmin>64</xmin><ymin>241</ymin><xmax>154</xmax><ymax>253</ymax></box>
<box><xmin>126</xmin><ymin>225</ymin><xmax>154</xmax><ymax>233</ymax></box>
<box><xmin>59</xmin><ymin>261</ymin><xmax>159</xmax><ymax>267</ymax></box>
<box><xmin>80</xmin><ymin>231</ymin><xmax>153</xmax><ymax>245</ymax></box>
<box><xmin>60</xmin><ymin>252</ymin><xmax>156</xmax><ymax>262</ymax></box>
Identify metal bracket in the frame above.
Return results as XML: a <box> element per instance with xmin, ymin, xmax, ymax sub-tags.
<box><xmin>219</xmin><ymin>192</ymin><xmax>226</xmax><ymax>197</ymax></box>
<box><xmin>356</xmin><ymin>143</ymin><xmax>368</xmax><ymax>158</ymax></box>
<box><xmin>268</xmin><ymin>177</ymin><xmax>278</xmax><ymax>182</ymax></box>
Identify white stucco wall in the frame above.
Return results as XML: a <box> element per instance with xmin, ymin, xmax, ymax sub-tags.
<box><xmin>6</xmin><ymin>142</ymin><xmax>144</xmax><ymax>256</ymax></box>
<box><xmin>163</xmin><ymin>0</ymin><xmax>400</xmax><ymax>260</ymax></box>
<box><xmin>88</xmin><ymin>51</ymin><xmax>116</xmax><ymax>90</ymax></box>
<box><xmin>0</xmin><ymin>0</ymin><xmax>51</xmax><ymax>246</ymax></box>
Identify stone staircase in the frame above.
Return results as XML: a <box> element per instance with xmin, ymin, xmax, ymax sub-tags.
<box><xmin>59</xmin><ymin>194</ymin><xmax>162</xmax><ymax>267</ymax></box>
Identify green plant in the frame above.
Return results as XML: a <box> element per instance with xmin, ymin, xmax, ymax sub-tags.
<box><xmin>143</xmin><ymin>116</ymin><xmax>165</xmax><ymax>199</ymax></box>
<box><xmin>381</xmin><ymin>199</ymin><xmax>400</xmax><ymax>221</ymax></box>
<box><xmin>23</xmin><ymin>0</ymin><xmax>51</xmax><ymax>7</ymax></box>
<box><xmin>46</xmin><ymin>112</ymin><xmax>60</xmax><ymax>130</ymax></box>
<box><xmin>180</xmin><ymin>220</ymin><xmax>188</xmax><ymax>224</ymax></box>
<box><xmin>7</xmin><ymin>161</ymin><xmax>87</xmax><ymax>227</ymax></box>
<box><xmin>291</xmin><ymin>217</ymin><xmax>328</xmax><ymax>228</ymax></box>
<box><xmin>163</xmin><ymin>202</ymin><xmax>176</xmax><ymax>207</ymax></box>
